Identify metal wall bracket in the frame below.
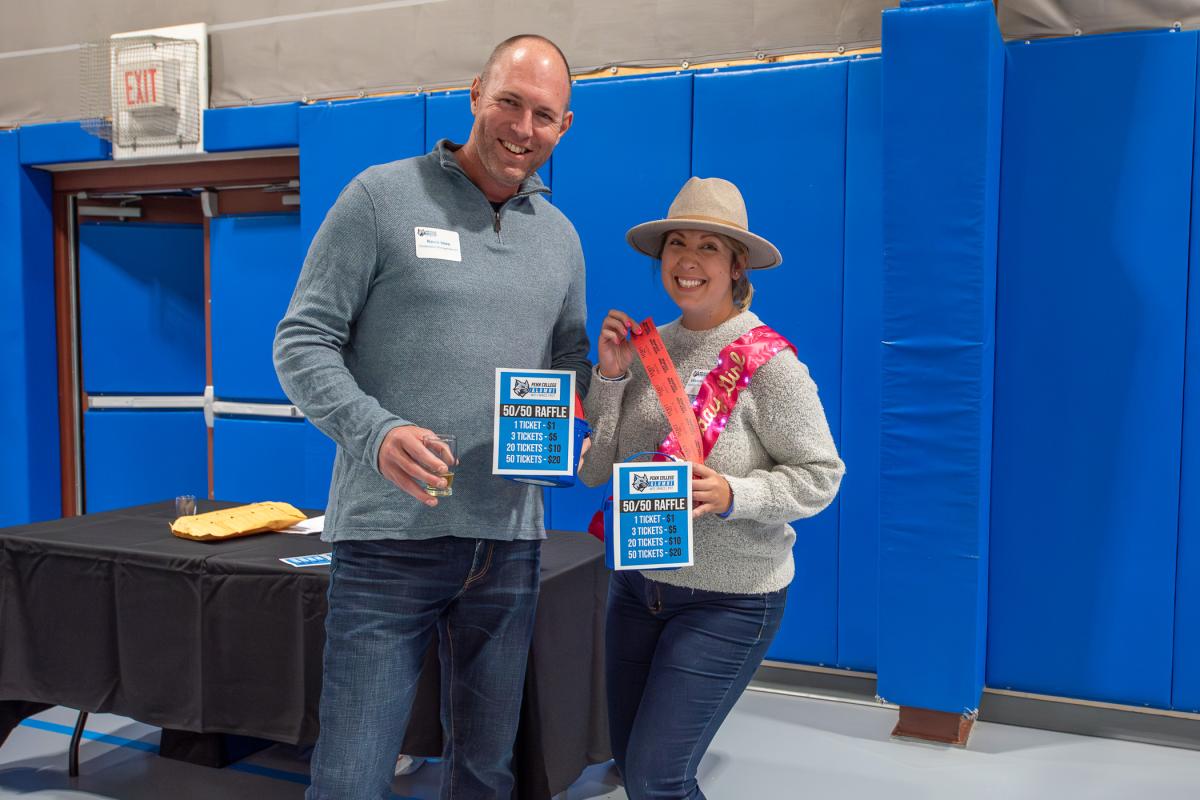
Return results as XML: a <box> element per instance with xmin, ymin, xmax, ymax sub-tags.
<box><xmin>200</xmin><ymin>190</ymin><xmax>218</xmax><ymax>218</ymax></box>
<box><xmin>211</xmin><ymin>400</ymin><xmax>305</xmax><ymax>419</ymax></box>
<box><xmin>87</xmin><ymin>388</ymin><xmax>304</xmax><ymax>429</ymax></box>
<box><xmin>87</xmin><ymin>395</ymin><xmax>206</xmax><ymax>409</ymax></box>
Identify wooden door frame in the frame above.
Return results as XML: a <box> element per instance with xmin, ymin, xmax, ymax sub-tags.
<box><xmin>51</xmin><ymin>154</ymin><xmax>300</xmax><ymax>515</ymax></box>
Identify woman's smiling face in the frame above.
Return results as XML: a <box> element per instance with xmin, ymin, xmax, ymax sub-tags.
<box><xmin>660</xmin><ymin>229</ymin><xmax>740</xmax><ymax>321</ymax></box>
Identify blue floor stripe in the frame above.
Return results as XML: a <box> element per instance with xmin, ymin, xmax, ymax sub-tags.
<box><xmin>19</xmin><ymin>718</ymin><xmax>159</xmax><ymax>752</ymax></box>
<box><xmin>226</xmin><ymin>761</ymin><xmax>311</xmax><ymax>785</ymax></box>
<box><xmin>17</xmin><ymin>717</ymin><xmax>425</xmax><ymax>798</ymax></box>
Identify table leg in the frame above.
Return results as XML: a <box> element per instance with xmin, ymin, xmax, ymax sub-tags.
<box><xmin>69</xmin><ymin>710</ymin><xmax>88</xmax><ymax>777</ymax></box>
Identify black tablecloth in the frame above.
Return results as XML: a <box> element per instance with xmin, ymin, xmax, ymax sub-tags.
<box><xmin>0</xmin><ymin>501</ymin><xmax>610</xmax><ymax>798</ymax></box>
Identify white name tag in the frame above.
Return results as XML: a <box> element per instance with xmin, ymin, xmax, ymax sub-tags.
<box><xmin>414</xmin><ymin>227</ymin><xmax>462</xmax><ymax>262</ymax></box>
<box><xmin>685</xmin><ymin>369</ymin><xmax>707</xmax><ymax>400</ymax></box>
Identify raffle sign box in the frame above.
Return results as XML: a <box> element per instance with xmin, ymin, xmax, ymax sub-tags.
<box><xmin>493</xmin><ymin>369</ymin><xmax>577</xmax><ymax>484</ymax></box>
<box><xmin>609</xmin><ymin>460</ymin><xmax>693</xmax><ymax>570</ymax></box>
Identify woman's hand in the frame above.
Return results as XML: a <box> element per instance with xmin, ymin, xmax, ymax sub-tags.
<box><xmin>597</xmin><ymin>309</ymin><xmax>641</xmax><ymax>379</ymax></box>
<box><xmin>692</xmin><ymin>462</ymin><xmax>732</xmax><ymax>518</ymax></box>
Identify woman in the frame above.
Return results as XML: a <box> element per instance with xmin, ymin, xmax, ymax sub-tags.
<box><xmin>579</xmin><ymin>176</ymin><xmax>844</xmax><ymax>800</ymax></box>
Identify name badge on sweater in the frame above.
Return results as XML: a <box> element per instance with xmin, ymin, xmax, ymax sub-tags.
<box><xmin>414</xmin><ymin>227</ymin><xmax>461</xmax><ymax>262</ymax></box>
<box><xmin>685</xmin><ymin>369</ymin><xmax>707</xmax><ymax>401</ymax></box>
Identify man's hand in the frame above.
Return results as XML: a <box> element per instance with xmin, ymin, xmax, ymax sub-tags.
<box><xmin>692</xmin><ymin>462</ymin><xmax>732</xmax><ymax>518</ymax></box>
<box><xmin>377</xmin><ymin>426</ymin><xmax>454</xmax><ymax>507</ymax></box>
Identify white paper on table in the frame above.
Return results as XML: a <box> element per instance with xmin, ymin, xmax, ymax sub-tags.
<box><xmin>281</xmin><ymin>515</ymin><xmax>325</xmax><ymax>535</ymax></box>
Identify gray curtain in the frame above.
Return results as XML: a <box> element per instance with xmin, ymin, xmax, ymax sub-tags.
<box><xmin>0</xmin><ymin>0</ymin><xmax>893</xmax><ymax>127</ymax></box>
<box><xmin>997</xmin><ymin>1</ymin><xmax>1200</xmax><ymax>39</ymax></box>
<box><xmin>3</xmin><ymin>2</ymin><xmax>1191</xmax><ymax>128</ymax></box>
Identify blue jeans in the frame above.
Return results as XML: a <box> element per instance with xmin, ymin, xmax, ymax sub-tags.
<box><xmin>606</xmin><ymin>570</ymin><xmax>787</xmax><ymax>800</ymax></box>
<box><xmin>306</xmin><ymin>537</ymin><xmax>541</xmax><ymax>800</ymax></box>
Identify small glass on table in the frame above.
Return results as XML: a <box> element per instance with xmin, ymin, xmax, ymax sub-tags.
<box><xmin>422</xmin><ymin>434</ymin><xmax>457</xmax><ymax>497</ymax></box>
<box><xmin>175</xmin><ymin>494</ymin><xmax>197</xmax><ymax>520</ymax></box>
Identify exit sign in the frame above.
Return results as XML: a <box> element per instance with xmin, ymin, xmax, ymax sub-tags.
<box><xmin>123</xmin><ymin>68</ymin><xmax>161</xmax><ymax>108</ymax></box>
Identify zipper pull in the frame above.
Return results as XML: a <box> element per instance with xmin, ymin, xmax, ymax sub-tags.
<box><xmin>493</xmin><ymin>210</ymin><xmax>501</xmax><ymax>234</ymax></box>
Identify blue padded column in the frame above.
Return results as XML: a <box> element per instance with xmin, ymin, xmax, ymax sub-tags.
<box><xmin>211</xmin><ymin>213</ymin><xmax>302</xmax><ymax>403</ymax></box>
<box><xmin>839</xmin><ymin>56</ymin><xmax>883</xmax><ymax>672</ymax></box>
<box><xmin>0</xmin><ymin>131</ymin><xmax>60</xmax><ymax>525</ymax></box>
<box><xmin>78</xmin><ymin>222</ymin><xmax>205</xmax><ymax>395</ymax></box>
<box><xmin>878</xmin><ymin>1</ymin><xmax>1004</xmax><ymax>713</ymax></box>
<box><xmin>991</xmin><ymin>30</ymin><xmax>1195</xmax><ymax>710</ymax></box>
<box><xmin>214</xmin><ymin>417</ymin><xmax>336</xmax><ymax>510</ymax></box>
<box><xmin>693</xmin><ymin>61</ymin><xmax>847</xmax><ymax>666</ymax></box>
<box><xmin>547</xmin><ymin>73</ymin><xmax>692</xmax><ymax>533</ymax></box>
<box><xmin>298</xmin><ymin>95</ymin><xmax>425</xmax><ymax>249</ymax></box>
<box><xmin>1178</xmin><ymin>43</ymin><xmax>1200</xmax><ymax>712</ymax></box>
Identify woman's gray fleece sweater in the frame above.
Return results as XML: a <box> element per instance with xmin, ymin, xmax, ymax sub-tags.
<box><xmin>579</xmin><ymin>311</ymin><xmax>844</xmax><ymax>594</ymax></box>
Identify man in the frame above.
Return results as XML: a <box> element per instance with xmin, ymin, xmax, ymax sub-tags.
<box><xmin>274</xmin><ymin>34</ymin><xmax>589</xmax><ymax>800</ymax></box>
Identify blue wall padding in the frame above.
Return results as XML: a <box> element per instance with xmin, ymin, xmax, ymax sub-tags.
<box><xmin>425</xmin><ymin>91</ymin><xmax>474</xmax><ymax>150</ymax></box>
<box><xmin>213</xmin><ymin>417</ymin><xmax>336</xmax><ymax>510</ymax></box>
<box><xmin>877</xmin><ymin>1</ymin><xmax>1003</xmax><ymax>713</ymax></box>
<box><xmin>18</xmin><ymin>121</ymin><xmax>110</xmax><ymax>165</ymax></box>
<box><xmin>990</xmin><ymin>31</ymin><xmax>1196</xmax><ymax>709</ymax></box>
<box><xmin>83</xmin><ymin>410</ymin><xmax>208</xmax><ymax>514</ymax></box>
<box><xmin>78</xmin><ymin>222</ymin><xmax>206</xmax><ymax>395</ymax></box>
<box><xmin>1176</xmin><ymin>43</ymin><xmax>1200</xmax><ymax>712</ymax></box>
<box><xmin>211</xmin><ymin>213</ymin><xmax>302</xmax><ymax>403</ymax></box>
<box><xmin>0</xmin><ymin>131</ymin><xmax>60</xmax><ymax>525</ymax></box>
<box><xmin>838</xmin><ymin>57</ymin><xmax>883</xmax><ymax>672</ymax></box>
<box><xmin>424</xmin><ymin>89</ymin><xmax>551</xmax><ymax>189</ymax></box>
<box><xmin>298</xmin><ymin>95</ymin><xmax>425</xmax><ymax>249</ymax></box>
<box><xmin>546</xmin><ymin>73</ymin><xmax>693</xmax><ymax>534</ymax></box>
<box><xmin>205</xmin><ymin>103</ymin><xmax>300</xmax><ymax>152</ymax></box>
<box><xmin>693</xmin><ymin>61</ymin><xmax>847</xmax><ymax>666</ymax></box>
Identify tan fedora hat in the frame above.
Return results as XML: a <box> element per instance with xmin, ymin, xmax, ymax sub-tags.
<box><xmin>626</xmin><ymin>176</ymin><xmax>782</xmax><ymax>270</ymax></box>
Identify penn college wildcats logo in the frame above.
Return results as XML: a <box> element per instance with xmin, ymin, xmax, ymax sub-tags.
<box><xmin>631</xmin><ymin>474</ymin><xmax>650</xmax><ymax>492</ymax></box>
<box><xmin>513</xmin><ymin>379</ymin><xmax>531</xmax><ymax>398</ymax></box>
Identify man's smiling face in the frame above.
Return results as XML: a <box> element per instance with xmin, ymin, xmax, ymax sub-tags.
<box><xmin>464</xmin><ymin>40</ymin><xmax>572</xmax><ymax>201</ymax></box>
